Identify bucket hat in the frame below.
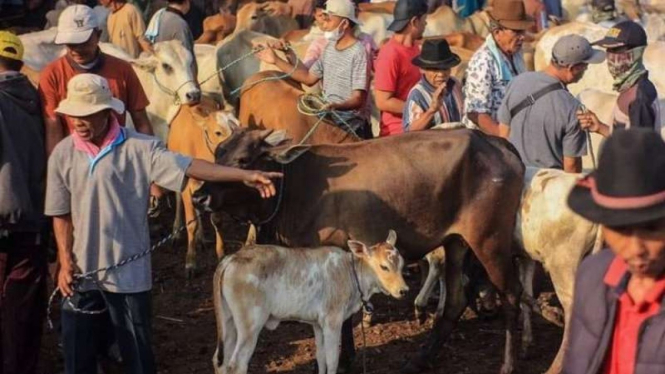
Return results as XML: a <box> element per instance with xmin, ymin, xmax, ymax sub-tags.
<box><xmin>568</xmin><ymin>129</ymin><xmax>665</xmax><ymax>227</ymax></box>
<box><xmin>56</xmin><ymin>74</ymin><xmax>125</xmax><ymax>117</ymax></box>
<box><xmin>324</xmin><ymin>0</ymin><xmax>361</xmax><ymax>25</ymax></box>
<box><xmin>412</xmin><ymin>39</ymin><xmax>461</xmax><ymax>70</ymax></box>
<box><xmin>387</xmin><ymin>0</ymin><xmax>428</xmax><ymax>32</ymax></box>
<box><xmin>55</xmin><ymin>5</ymin><xmax>99</xmax><ymax>45</ymax></box>
<box><xmin>488</xmin><ymin>0</ymin><xmax>534</xmax><ymax>31</ymax></box>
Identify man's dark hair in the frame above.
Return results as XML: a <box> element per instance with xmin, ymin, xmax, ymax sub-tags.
<box><xmin>0</xmin><ymin>55</ymin><xmax>23</xmax><ymax>72</ymax></box>
<box><xmin>167</xmin><ymin>0</ymin><xmax>187</xmax><ymax>5</ymax></box>
<box><xmin>315</xmin><ymin>0</ymin><xmax>327</xmax><ymax>9</ymax></box>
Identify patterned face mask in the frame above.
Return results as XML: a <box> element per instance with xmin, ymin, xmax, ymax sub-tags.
<box><xmin>606</xmin><ymin>46</ymin><xmax>647</xmax><ymax>92</ymax></box>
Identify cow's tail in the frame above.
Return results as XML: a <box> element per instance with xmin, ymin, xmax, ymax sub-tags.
<box><xmin>212</xmin><ymin>256</ymin><xmax>234</xmax><ymax>372</ymax></box>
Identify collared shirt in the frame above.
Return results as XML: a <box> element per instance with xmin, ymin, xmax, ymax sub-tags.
<box><xmin>403</xmin><ymin>77</ymin><xmax>464</xmax><ymax>132</ymax></box>
<box><xmin>44</xmin><ymin>129</ymin><xmax>192</xmax><ymax>293</ymax></box>
<box><xmin>462</xmin><ymin>38</ymin><xmax>525</xmax><ymax>129</ymax></box>
<box><xmin>38</xmin><ymin>52</ymin><xmax>149</xmax><ymax>132</ymax></box>
<box><xmin>603</xmin><ymin>257</ymin><xmax>665</xmax><ymax>374</ymax></box>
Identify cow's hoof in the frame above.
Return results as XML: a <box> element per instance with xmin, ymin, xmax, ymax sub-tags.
<box><xmin>519</xmin><ymin>345</ymin><xmax>531</xmax><ymax>360</ymax></box>
<box><xmin>414</xmin><ymin>306</ymin><xmax>427</xmax><ymax>325</ymax></box>
<box><xmin>185</xmin><ymin>265</ymin><xmax>198</xmax><ymax>280</ymax></box>
<box><xmin>541</xmin><ymin>306</ymin><xmax>564</xmax><ymax>327</ymax></box>
<box><xmin>337</xmin><ymin>355</ymin><xmax>355</xmax><ymax>374</ymax></box>
<box><xmin>500</xmin><ymin>363</ymin><xmax>515</xmax><ymax>374</ymax></box>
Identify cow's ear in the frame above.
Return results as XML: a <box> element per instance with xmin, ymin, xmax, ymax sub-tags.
<box><xmin>271</xmin><ymin>145</ymin><xmax>310</xmax><ymax>164</ymax></box>
<box><xmin>263</xmin><ymin>129</ymin><xmax>289</xmax><ymax>146</ymax></box>
<box><xmin>387</xmin><ymin>230</ymin><xmax>397</xmax><ymax>246</ymax></box>
<box><xmin>131</xmin><ymin>58</ymin><xmax>158</xmax><ymax>73</ymax></box>
<box><xmin>348</xmin><ymin>240</ymin><xmax>369</xmax><ymax>258</ymax></box>
<box><xmin>215</xmin><ymin>111</ymin><xmax>239</xmax><ymax>136</ymax></box>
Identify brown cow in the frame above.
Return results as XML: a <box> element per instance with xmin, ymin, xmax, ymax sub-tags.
<box><xmin>167</xmin><ymin>98</ymin><xmax>234</xmax><ymax>277</ymax></box>
<box><xmin>193</xmin><ymin>127</ymin><xmax>525</xmax><ymax>374</ymax></box>
<box><xmin>239</xmin><ymin>71</ymin><xmax>361</xmax><ymax>144</ymax></box>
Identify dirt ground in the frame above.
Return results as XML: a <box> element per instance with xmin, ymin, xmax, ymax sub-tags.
<box><xmin>41</xmin><ymin>215</ymin><xmax>563</xmax><ymax>374</ymax></box>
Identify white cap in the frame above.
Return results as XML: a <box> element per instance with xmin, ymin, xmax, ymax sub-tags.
<box><xmin>55</xmin><ymin>5</ymin><xmax>99</xmax><ymax>45</ymax></box>
<box><xmin>56</xmin><ymin>74</ymin><xmax>125</xmax><ymax>117</ymax></box>
<box><xmin>324</xmin><ymin>0</ymin><xmax>362</xmax><ymax>25</ymax></box>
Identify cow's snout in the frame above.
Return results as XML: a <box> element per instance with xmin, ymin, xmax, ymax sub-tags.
<box><xmin>185</xmin><ymin>90</ymin><xmax>202</xmax><ymax>104</ymax></box>
<box><xmin>192</xmin><ymin>187</ymin><xmax>212</xmax><ymax>212</ymax></box>
<box><xmin>399</xmin><ymin>287</ymin><xmax>409</xmax><ymax>298</ymax></box>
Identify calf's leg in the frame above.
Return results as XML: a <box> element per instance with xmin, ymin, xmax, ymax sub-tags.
<box><xmin>183</xmin><ymin>187</ymin><xmax>200</xmax><ymax>279</ymax></box>
<box><xmin>313</xmin><ymin>324</ymin><xmax>327</xmax><ymax>374</ymax></box>
<box><xmin>337</xmin><ymin>318</ymin><xmax>355</xmax><ymax>373</ymax></box>
<box><xmin>403</xmin><ymin>240</ymin><xmax>469</xmax><ymax>373</ymax></box>
<box><xmin>323</xmin><ymin>320</ymin><xmax>343</xmax><ymax>374</ymax></box>
<box><xmin>517</xmin><ymin>256</ymin><xmax>536</xmax><ymax>358</ymax></box>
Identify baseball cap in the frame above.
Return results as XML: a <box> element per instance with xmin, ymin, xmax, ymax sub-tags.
<box><xmin>593</xmin><ymin>21</ymin><xmax>647</xmax><ymax>49</ymax></box>
<box><xmin>56</xmin><ymin>74</ymin><xmax>125</xmax><ymax>117</ymax></box>
<box><xmin>0</xmin><ymin>31</ymin><xmax>23</xmax><ymax>61</ymax></box>
<box><xmin>387</xmin><ymin>0</ymin><xmax>428</xmax><ymax>32</ymax></box>
<box><xmin>324</xmin><ymin>0</ymin><xmax>361</xmax><ymax>25</ymax></box>
<box><xmin>55</xmin><ymin>5</ymin><xmax>100</xmax><ymax>45</ymax></box>
<box><xmin>552</xmin><ymin>35</ymin><xmax>605</xmax><ymax>65</ymax></box>
<box><xmin>591</xmin><ymin>0</ymin><xmax>616</xmax><ymax>12</ymax></box>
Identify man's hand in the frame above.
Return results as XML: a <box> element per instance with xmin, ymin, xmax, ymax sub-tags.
<box><xmin>577</xmin><ymin>109</ymin><xmax>610</xmax><ymax>137</ymax></box>
<box><xmin>254</xmin><ymin>44</ymin><xmax>279</xmax><ymax>64</ymax></box>
<box><xmin>260</xmin><ymin>1</ymin><xmax>292</xmax><ymax>17</ymax></box>
<box><xmin>57</xmin><ymin>259</ymin><xmax>79</xmax><ymax>297</ymax></box>
<box><xmin>243</xmin><ymin>170</ymin><xmax>284</xmax><ymax>199</ymax></box>
<box><xmin>427</xmin><ymin>84</ymin><xmax>446</xmax><ymax>114</ymax></box>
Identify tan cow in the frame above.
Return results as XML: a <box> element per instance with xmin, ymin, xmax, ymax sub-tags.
<box><xmin>415</xmin><ymin>167</ymin><xmax>603</xmax><ymax>374</ymax></box>
<box><xmin>167</xmin><ymin>98</ymin><xmax>236</xmax><ymax>277</ymax></box>
<box><xmin>212</xmin><ymin>231</ymin><xmax>408</xmax><ymax>374</ymax></box>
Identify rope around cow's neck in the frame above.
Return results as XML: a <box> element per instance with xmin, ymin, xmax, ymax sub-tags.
<box><xmin>297</xmin><ymin>93</ymin><xmax>361</xmax><ymax>139</ymax></box>
<box><xmin>46</xmin><ymin>215</ymin><xmax>202</xmax><ymax>329</ymax></box>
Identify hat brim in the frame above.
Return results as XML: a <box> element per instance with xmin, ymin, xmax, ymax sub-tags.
<box><xmin>55</xmin><ymin>97</ymin><xmax>125</xmax><ymax>117</ymax></box>
<box><xmin>323</xmin><ymin>11</ymin><xmax>363</xmax><ymax>26</ymax></box>
<box><xmin>412</xmin><ymin>54</ymin><xmax>462</xmax><ymax>70</ymax></box>
<box><xmin>496</xmin><ymin>18</ymin><xmax>535</xmax><ymax>31</ymax></box>
<box><xmin>583</xmin><ymin>49</ymin><xmax>606</xmax><ymax>64</ymax></box>
<box><xmin>387</xmin><ymin>18</ymin><xmax>409</xmax><ymax>32</ymax></box>
<box><xmin>568</xmin><ymin>178</ymin><xmax>665</xmax><ymax>227</ymax></box>
<box><xmin>592</xmin><ymin>36</ymin><xmax>625</xmax><ymax>49</ymax></box>
<box><xmin>54</xmin><ymin>28</ymin><xmax>94</xmax><ymax>45</ymax></box>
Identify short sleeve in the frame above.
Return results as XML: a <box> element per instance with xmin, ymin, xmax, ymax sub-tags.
<box><xmin>149</xmin><ymin>140</ymin><xmax>193</xmax><ymax>192</ymax></box>
<box><xmin>302</xmin><ymin>37</ymin><xmax>326</xmax><ymax>69</ymax></box>
<box><xmin>44</xmin><ymin>148</ymin><xmax>71</xmax><ymax>216</ymax></box>
<box><xmin>464</xmin><ymin>52</ymin><xmax>494</xmax><ymax>114</ymax></box>
<box><xmin>131</xmin><ymin>6</ymin><xmax>147</xmax><ymax>39</ymax></box>
<box><xmin>309</xmin><ymin>53</ymin><xmax>324</xmax><ymax>79</ymax></box>
<box><xmin>351</xmin><ymin>47</ymin><xmax>368</xmax><ymax>92</ymax></box>
<box><xmin>563</xmin><ymin>102</ymin><xmax>587</xmax><ymax>157</ymax></box>
<box><xmin>374</xmin><ymin>45</ymin><xmax>398</xmax><ymax>93</ymax></box>
<box><xmin>497</xmin><ymin>80</ymin><xmax>515</xmax><ymax>126</ymax></box>
<box><xmin>38</xmin><ymin>66</ymin><xmax>61</xmax><ymax>120</ymax></box>
<box><xmin>402</xmin><ymin>95</ymin><xmax>427</xmax><ymax>132</ymax></box>
<box><xmin>123</xmin><ymin>65</ymin><xmax>150</xmax><ymax>112</ymax></box>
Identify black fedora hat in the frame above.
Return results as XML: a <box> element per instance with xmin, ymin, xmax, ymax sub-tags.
<box><xmin>412</xmin><ymin>39</ymin><xmax>461</xmax><ymax>70</ymax></box>
<box><xmin>568</xmin><ymin>129</ymin><xmax>665</xmax><ymax>227</ymax></box>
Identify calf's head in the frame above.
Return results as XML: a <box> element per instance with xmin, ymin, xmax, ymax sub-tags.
<box><xmin>348</xmin><ymin>230</ymin><xmax>409</xmax><ymax>300</ymax></box>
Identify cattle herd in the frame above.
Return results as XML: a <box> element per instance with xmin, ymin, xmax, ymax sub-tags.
<box><xmin>14</xmin><ymin>0</ymin><xmax>665</xmax><ymax>373</ymax></box>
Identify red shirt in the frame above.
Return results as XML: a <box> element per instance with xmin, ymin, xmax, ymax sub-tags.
<box><xmin>374</xmin><ymin>38</ymin><xmax>421</xmax><ymax>137</ymax></box>
<box><xmin>603</xmin><ymin>257</ymin><xmax>665</xmax><ymax>374</ymax></box>
<box><xmin>38</xmin><ymin>53</ymin><xmax>149</xmax><ymax>133</ymax></box>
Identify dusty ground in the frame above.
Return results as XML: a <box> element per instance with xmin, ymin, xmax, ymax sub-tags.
<box><xmin>41</xmin><ymin>215</ymin><xmax>563</xmax><ymax>374</ymax></box>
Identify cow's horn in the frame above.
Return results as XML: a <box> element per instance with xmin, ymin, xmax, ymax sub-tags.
<box><xmin>387</xmin><ymin>230</ymin><xmax>397</xmax><ymax>246</ymax></box>
<box><xmin>271</xmin><ymin>145</ymin><xmax>311</xmax><ymax>164</ymax></box>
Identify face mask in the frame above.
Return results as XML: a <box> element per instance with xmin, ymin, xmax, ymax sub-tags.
<box><xmin>324</xmin><ymin>20</ymin><xmax>346</xmax><ymax>42</ymax></box>
<box><xmin>607</xmin><ymin>46</ymin><xmax>647</xmax><ymax>92</ymax></box>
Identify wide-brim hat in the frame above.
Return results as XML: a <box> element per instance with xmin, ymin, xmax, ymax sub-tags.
<box><xmin>488</xmin><ymin>0</ymin><xmax>534</xmax><ymax>31</ymax></box>
<box><xmin>412</xmin><ymin>39</ymin><xmax>461</xmax><ymax>70</ymax></box>
<box><xmin>568</xmin><ymin>129</ymin><xmax>665</xmax><ymax>227</ymax></box>
<box><xmin>55</xmin><ymin>73</ymin><xmax>125</xmax><ymax>117</ymax></box>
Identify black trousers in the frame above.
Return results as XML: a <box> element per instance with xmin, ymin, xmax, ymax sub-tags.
<box><xmin>61</xmin><ymin>290</ymin><xmax>155</xmax><ymax>374</ymax></box>
<box><xmin>0</xmin><ymin>233</ymin><xmax>47</xmax><ymax>374</ymax></box>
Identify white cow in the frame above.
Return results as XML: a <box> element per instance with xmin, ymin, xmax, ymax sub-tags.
<box><xmin>17</xmin><ymin>29</ymin><xmax>199</xmax><ymax>141</ymax></box>
<box><xmin>534</xmin><ymin>23</ymin><xmax>665</xmax><ymax>96</ymax></box>
<box><xmin>212</xmin><ymin>231</ymin><xmax>408</xmax><ymax>374</ymax></box>
<box><xmin>415</xmin><ymin>167</ymin><xmax>603</xmax><ymax>374</ymax></box>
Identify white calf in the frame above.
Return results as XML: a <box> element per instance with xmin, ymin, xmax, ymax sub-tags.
<box><xmin>212</xmin><ymin>230</ymin><xmax>409</xmax><ymax>374</ymax></box>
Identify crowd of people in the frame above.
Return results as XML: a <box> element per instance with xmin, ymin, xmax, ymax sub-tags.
<box><xmin>0</xmin><ymin>0</ymin><xmax>664</xmax><ymax>373</ymax></box>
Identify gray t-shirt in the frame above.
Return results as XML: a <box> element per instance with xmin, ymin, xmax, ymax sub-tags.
<box><xmin>45</xmin><ymin>129</ymin><xmax>192</xmax><ymax>293</ymax></box>
<box><xmin>156</xmin><ymin>8</ymin><xmax>195</xmax><ymax>56</ymax></box>
<box><xmin>498</xmin><ymin>71</ymin><xmax>587</xmax><ymax>170</ymax></box>
<box><xmin>310</xmin><ymin>40</ymin><xmax>369</xmax><ymax>123</ymax></box>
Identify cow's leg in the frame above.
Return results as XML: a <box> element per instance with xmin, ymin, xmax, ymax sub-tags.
<box><xmin>337</xmin><ymin>318</ymin><xmax>355</xmax><ymax>373</ymax></box>
<box><xmin>211</xmin><ymin>212</ymin><xmax>225</xmax><ymax>259</ymax></box>
<box><xmin>517</xmin><ymin>256</ymin><xmax>536</xmax><ymax>359</ymax></box>
<box><xmin>227</xmin><ymin>314</ymin><xmax>265</xmax><ymax>374</ymax></box>
<box><xmin>172</xmin><ymin>191</ymin><xmax>185</xmax><ymax>243</ymax></box>
<box><xmin>414</xmin><ymin>247</ymin><xmax>445</xmax><ymax>324</ymax></box>
<box><xmin>544</xmin><ymin>262</ymin><xmax>577</xmax><ymax>374</ymax></box>
<box><xmin>403</xmin><ymin>240</ymin><xmax>468</xmax><ymax>373</ymax></box>
<box><xmin>312</xmin><ymin>324</ymin><xmax>327</xmax><ymax>374</ymax></box>
<box><xmin>323</xmin><ymin>319</ymin><xmax>343</xmax><ymax>374</ymax></box>
<box><xmin>222</xmin><ymin>299</ymin><xmax>237</xmax><ymax>370</ymax></box>
<box><xmin>183</xmin><ymin>187</ymin><xmax>201</xmax><ymax>279</ymax></box>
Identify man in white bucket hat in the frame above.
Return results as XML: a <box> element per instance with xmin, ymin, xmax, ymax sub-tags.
<box><xmin>45</xmin><ymin>73</ymin><xmax>282</xmax><ymax>374</ymax></box>
<box><xmin>256</xmin><ymin>0</ymin><xmax>372</xmax><ymax>138</ymax></box>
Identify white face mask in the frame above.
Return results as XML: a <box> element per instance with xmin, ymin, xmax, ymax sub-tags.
<box><xmin>324</xmin><ymin>20</ymin><xmax>346</xmax><ymax>42</ymax></box>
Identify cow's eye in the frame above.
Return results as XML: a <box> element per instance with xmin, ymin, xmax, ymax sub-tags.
<box><xmin>161</xmin><ymin>63</ymin><xmax>173</xmax><ymax>73</ymax></box>
<box><xmin>215</xmin><ymin>131</ymin><xmax>223</xmax><ymax>136</ymax></box>
<box><xmin>236</xmin><ymin>157</ymin><xmax>250</xmax><ymax>166</ymax></box>
<box><xmin>380</xmin><ymin>265</ymin><xmax>389</xmax><ymax>272</ymax></box>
